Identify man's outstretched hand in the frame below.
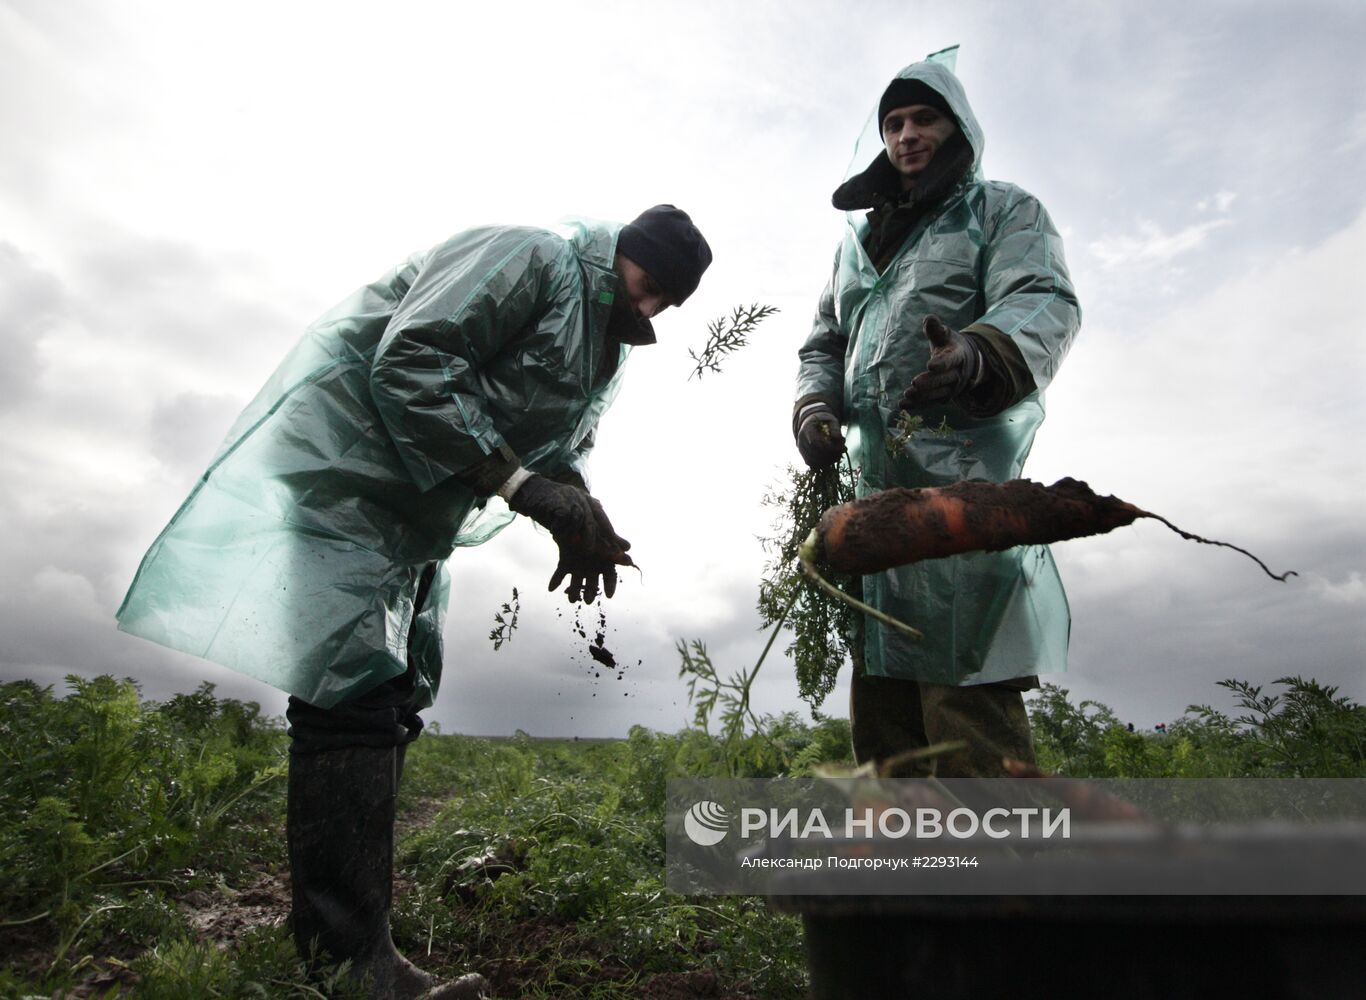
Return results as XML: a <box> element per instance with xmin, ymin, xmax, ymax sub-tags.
<box><xmin>899</xmin><ymin>315</ymin><xmax>981</xmax><ymax>409</ymax></box>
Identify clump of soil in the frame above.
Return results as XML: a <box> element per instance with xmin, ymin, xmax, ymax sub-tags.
<box><xmin>559</xmin><ymin>604</ymin><xmax>642</xmax><ymax>697</ymax></box>
<box><xmin>441</xmin><ymin>840</ymin><xmax>528</xmax><ymax>903</ymax></box>
<box><xmin>178</xmin><ymin>868</ymin><xmax>290</xmax><ymax>943</ymax></box>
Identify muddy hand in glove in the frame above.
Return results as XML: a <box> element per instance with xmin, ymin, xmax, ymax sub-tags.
<box><xmin>506</xmin><ymin>475</ymin><xmax>632</xmax><ymax>603</ymax></box>
<box><xmin>899</xmin><ymin>315</ymin><xmax>983</xmax><ymax>409</ymax></box>
<box><xmin>795</xmin><ymin>403</ymin><xmax>846</xmax><ymax>469</ymax></box>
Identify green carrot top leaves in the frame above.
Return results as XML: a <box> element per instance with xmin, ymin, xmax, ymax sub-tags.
<box><xmin>688</xmin><ymin>303</ymin><xmax>779</xmax><ymax>380</ymax></box>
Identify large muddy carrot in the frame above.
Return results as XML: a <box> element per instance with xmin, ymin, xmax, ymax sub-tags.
<box><xmin>795</xmin><ymin>478</ymin><xmax>1295</xmax><ymax>641</ymax></box>
<box><xmin>801</xmin><ymin>477</ymin><xmax>1295</xmax><ymax>580</ymax></box>
<box><xmin>805</xmin><ymin>478</ymin><xmax>1137</xmax><ymax>574</ymax></box>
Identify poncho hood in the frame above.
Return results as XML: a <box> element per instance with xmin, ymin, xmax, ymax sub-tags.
<box><xmin>832</xmin><ymin>59</ymin><xmax>985</xmax><ymax>211</ymax></box>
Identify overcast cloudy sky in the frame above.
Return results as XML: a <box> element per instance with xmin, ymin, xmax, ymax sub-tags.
<box><xmin>2</xmin><ymin>0</ymin><xmax>1363</xmax><ymax>737</ymax></box>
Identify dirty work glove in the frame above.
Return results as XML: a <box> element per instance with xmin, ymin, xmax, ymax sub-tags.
<box><xmin>506</xmin><ymin>475</ymin><xmax>631</xmax><ymax>602</ymax></box>
<box><xmin>506</xmin><ymin>474</ymin><xmax>602</xmax><ymax>545</ymax></box>
<box><xmin>550</xmin><ymin>534</ymin><xmax>628</xmax><ymax>604</ymax></box>
<box><xmin>795</xmin><ymin>405</ymin><xmax>846</xmax><ymax>469</ymax></box>
<box><xmin>899</xmin><ymin>315</ymin><xmax>982</xmax><ymax>409</ymax></box>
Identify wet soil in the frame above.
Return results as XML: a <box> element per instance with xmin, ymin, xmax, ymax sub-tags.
<box><xmin>408</xmin><ymin>834</ymin><xmax>764</xmax><ymax>1000</ymax></box>
<box><xmin>1</xmin><ymin>867</ymin><xmax>293</xmax><ymax>998</ymax></box>
<box><xmin>8</xmin><ymin>825</ymin><xmax>761</xmax><ymax>1000</ymax></box>
<box><xmin>178</xmin><ymin>867</ymin><xmax>291</xmax><ymax>943</ymax></box>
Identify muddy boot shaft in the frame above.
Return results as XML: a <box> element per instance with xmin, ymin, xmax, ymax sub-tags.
<box><xmin>287</xmin><ymin>745</ymin><xmax>488</xmax><ymax>999</ymax></box>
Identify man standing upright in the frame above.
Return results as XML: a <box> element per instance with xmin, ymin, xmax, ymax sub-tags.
<box><xmin>793</xmin><ymin>54</ymin><xmax>1080</xmax><ymax>778</ymax></box>
<box><xmin>119</xmin><ymin>206</ymin><xmax>711</xmax><ymax>998</ymax></box>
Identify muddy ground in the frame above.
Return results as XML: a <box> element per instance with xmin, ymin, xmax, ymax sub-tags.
<box><xmin>14</xmin><ymin>797</ymin><xmax>762</xmax><ymax>1000</ymax></box>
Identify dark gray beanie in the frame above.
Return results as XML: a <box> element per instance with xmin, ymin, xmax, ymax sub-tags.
<box><xmin>878</xmin><ymin>78</ymin><xmax>953</xmax><ymax>129</ymax></box>
<box><xmin>616</xmin><ymin>205</ymin><xmax>713</xmax><ymax>304</ymax></box>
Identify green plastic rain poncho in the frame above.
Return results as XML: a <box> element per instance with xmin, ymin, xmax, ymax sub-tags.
<box><xmin>795</xmin><ymin>57</ymin><xmax>1081</xmax><ymax>685</ymax></box>
<box><xmin>117</xmin><ymin>220</ymin><xmax>633</xmax><ymax>708</ymax></box>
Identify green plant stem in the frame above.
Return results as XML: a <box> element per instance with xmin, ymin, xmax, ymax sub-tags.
<box><xmin>796</xmin><ymin>530</ymin><xmax>924</xmax><ymax>641</ymax></box>
<box><xmin>78</xmin><ymin>842</ymin><xmax>145</xmax><ymax>881</ymax></box>
<box><xmin>206</xmin><ymin>766</ymin><xmax>284</xmax><ymax>826</ymax></box>
<box><xmin>735</xmin><ymin>587</ymin><xmax>806</xmax><ymax>761</ymax></box>
<box><xmin>48</xmin><ymin>903</ymin><xmax>127</xmax><ymax>974</ymax></box>
<box><xmin>269</xmin><ymin>980</ymin><xmax>329</xmax><ymax>1000</ymax></box>
<box><xmin>749</xmin><ymin>587</ymin><xmax>802</xmax><ymax>696</ymax></box>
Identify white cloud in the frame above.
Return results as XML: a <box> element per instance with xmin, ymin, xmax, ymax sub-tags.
<box><xmin>1311</xmin><ymin>571</ymin><xmax>1366</xmax><ymax>606</ymax></box>
<box><xmin>1336</xmin><ymin>105</ymin><xmax>1366</xmax><ymax>154</ymax></box>
<box><xmin>1196</xmin><ymin>191</ymin><xmax>1238</xmax><ymax>213</ymax></box>
<box><xmin>1039</xmin><ymin>203</ymin><xmax>1366</xmax><ymax>499</ymax></box>
<box><xmin>1027</xmin><ymin>200</ymin><xmax>1366</xmax><ymax>717</ymax></box>
<box><xmin>1088</xmin><ymin>216</ymin><xmax>1232</xmax><ymax>271</ymax></box>
<box><xmin>32</xmin><ymin>566</ymin><xmax>103</xmax><ymax>621</ymax></box>
<box><xmin>0</xmin><ymin>242</ymin><xmax>64</xmax><ymax>407</ymax></box>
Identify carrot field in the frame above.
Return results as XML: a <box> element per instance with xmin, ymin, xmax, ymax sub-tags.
<box><xmin>2</xmin><ymin>674</ymin><xmax>1362</xmax><ymax>998</ymax></box>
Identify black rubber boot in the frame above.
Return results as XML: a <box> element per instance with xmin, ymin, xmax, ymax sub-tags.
<box><xmin>287</xmin><ymin>745</ymin><xmax>488</xmax><ymax>999</ymax></box>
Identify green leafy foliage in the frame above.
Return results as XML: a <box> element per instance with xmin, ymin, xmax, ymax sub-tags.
<box><xmin>488</xmin><ymin>587</ymin><xmax>521</xmax><ymax>651</ymax></box>
<box><xmin>1195</xmin><ymin>676</ymin><xmax>1366</xmax><ymax>777</ymax></box>
<box><xmin>128</xmin><ymin>925</ymin><xmax>363</xmax><ymax>1000</ymax></box>
<box><xmin>687</xmin><ymin>303</ymin><xmax>778</xmax><ymax>380</ymax></box>
<box><xmin>1</xmin><ymin>678</ymin><xmax>849</xmax><ymax>998</ymax></box>
<box><xmin>1029</xmin><ymin>676</ymin><xmax>1366</xmax><ymax>778</ymax></box>
<box><xmin>0</xmin><ymin>677</ymin><xmax>293</xmax><ymax>994</ymax></box>
<box><xmin>756</xmin><ymin>460</ymin><xmax>861</xmax><ymax>710</ymax></box>
<box><xmin>0</xmin><ymin>678</ymin><xmax>284</xmax><ymax>924</ymax></box>
<box><xmin>676</xmin><ymin>638</ymin><xmax>857</xmax><ymax>778</ymax></box>
<box><xmin>5</xmin><ymin>673</ymin><xmax>1359</xmax><ymax>997</ymax></box>
<box><xmin>393</xmin><ymin>727</ymin><xmax>820</xmax><ymax>998</ymax></box>
<box><xmin>883</xmin><ymin>410</ymin><xmax>954</xmax><ymax>457</ymax></box>
<box><xmin>675</xmin><ymin>639</ymin><xmax>785</xmax><ymax>776</ymax></box>
<box><xmin>752</xmin><ymin>414</ymin><xmax>965</xmax><ymax>711</ymax></box>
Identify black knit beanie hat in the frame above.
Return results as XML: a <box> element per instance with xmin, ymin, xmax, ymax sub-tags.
<box><xmin>878</xmin><ymin>78</ymin><xmax>953</xmax><ymax>129</ymax></box>
<box><xmin>616</xmin><ymin>205</ymin><xmax>713</xmax><ymax>304</ymax></box>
